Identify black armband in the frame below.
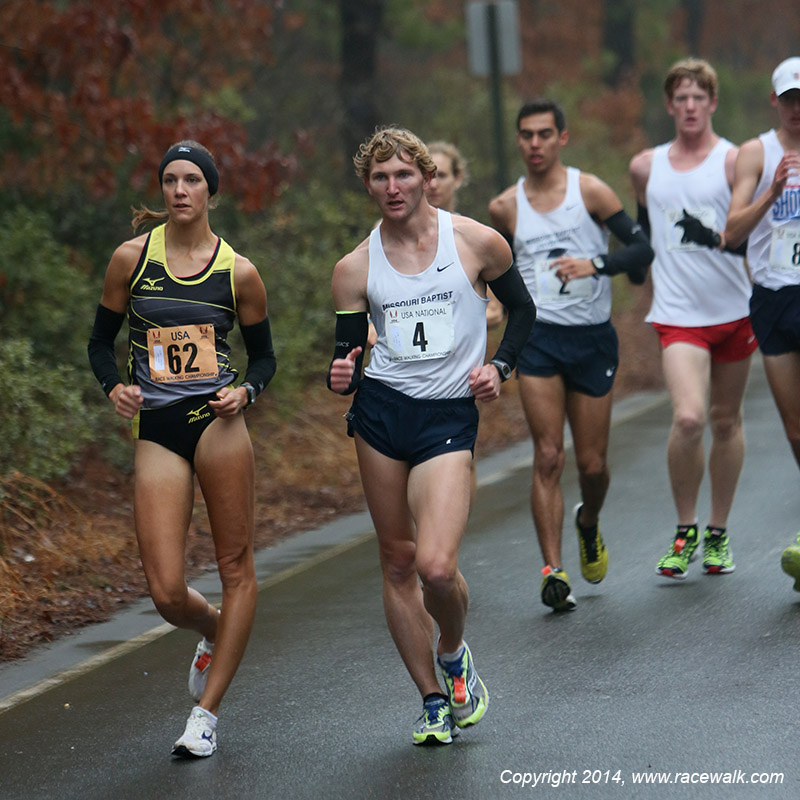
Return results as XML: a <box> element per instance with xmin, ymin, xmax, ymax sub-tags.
<box><xmin>724</xmin><ymin>238</ymin><xmax>748</xmax><ymax>257</ymax></box>
<box><xmin>327</xmin><ymin>311</ymin><xmax>368</xmax><ymax>394</ymax></box>
<box><xmin>240</xmin><ymin>316</ymin><xmax>277</xmax><ymax>397</ymax></box>
<box><xmin>87</xmin><ymin>304</ymin><xmax>125</xmax><ymax>396</ymax></box>
<box><xmin>487</xmin><ymin>264</ymin><xmax>536</xmax><ymax>372</ymax></box>
<box><xmin>597</xmin><ymin>209</ymin><xmax>654</xmax><ymax>286</ymax></box>
<box><xmin>636</xmin><ymin>203</ymin><xmax>651</xmax><ymax>240</ymax></box>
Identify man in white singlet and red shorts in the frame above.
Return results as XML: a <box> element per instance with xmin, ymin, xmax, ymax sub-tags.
<box><xmin>630</xmin><ymin>58</ymin><xmax>756</xmax><ymax>581</ymax></box>
<box><xmin>723</xmin><ymin>57</ymin><xmax>800</xmax><ymax>591</ymax></box>
<box><xmin>328</xmin><ymin>127</ymin><xmax>535</xmax><ymax>746</ymax></box>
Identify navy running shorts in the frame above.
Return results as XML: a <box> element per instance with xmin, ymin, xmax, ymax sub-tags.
<box><xmin>346</xmin><ymin>377</ymin><xmax>478</xmax><ymax>466</ymax></box>
<box><xmin>516</xmin><ymin>320</ymin><xmax>619</xmax><ymax>397</ymax></box>
<box><xmin>133</xmin><ymin>393</ymin><xmax>219</xmax><ymax>464</ymax></box>
<box><xmin>750</xmin><ymin>283</ymin><xmax>800</xmax><ymax>356</ymax></box>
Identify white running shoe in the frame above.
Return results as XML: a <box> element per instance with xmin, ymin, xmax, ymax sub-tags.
<box><xmin>172</xmin><ymin>706</ymin><xmax>217</xmax><ymax>758</ymax></box>
<box><xmin>188</xmin><ymin>638</ymin><xmax>214</xmax><ymax>702</ymax></box>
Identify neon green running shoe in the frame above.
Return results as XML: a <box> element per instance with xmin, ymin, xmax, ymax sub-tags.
<box><xmin>412</xmin><ymin>695</ymin><xmax>458</xmax><ymax>745</ymax></box>
<box><xmin>574</xmin><ymin>503</ymin><xmax>608</xmax><ymax>584</ymax></box>
<box><xmin>437</xmin><ymin>642</ymin><xmax>489</xmax><ymax>728</ymax></box>
<box><xmin>656</xmin><ymin>525</ymin><xmax>700</xmax><ymax>580</ymax></box>
<box><xmin>702</xmin><ymin>528</ymin><xmax>735</xmax><ymax>574</ymax></box>
<box><xmin>780</xmin><ymin>532</ymin><xmax>800</xmax><ymax>591</ymax></box>
<box><xmin>540</xmin><ymin>565</ymin><xmax>577</xmax><ymax>611</ymax></box>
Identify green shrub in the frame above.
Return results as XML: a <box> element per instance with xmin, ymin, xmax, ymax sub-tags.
<box><xmin>0</xmin><ymin>339</ymin><xmax>94</xmax><ymax>480</ymax></box>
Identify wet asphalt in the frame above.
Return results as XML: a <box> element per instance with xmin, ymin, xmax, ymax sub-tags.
<box><xmin>1</xmin><ymin>358</ymin><xmax>798</xmax><ymax>800</ymax></box>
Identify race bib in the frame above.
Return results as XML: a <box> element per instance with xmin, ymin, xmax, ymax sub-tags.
<box><xmin>665</xmin><ymin>206</ymin><xmax>717</xmax><ymax>252</ymax></box>
<box><xmin>535</xmin><ymin>257</ymin><xmax>593</xmax><ymax>304</ymax></box>
<box><xmin>768</xmin><ymin>224</ymin><xmax>800</xmax><ymax>272</ymax></box>
<box><xmin>384</xmin><ymin>302</ymin><xmax>454</xmax><ymax>362</ymax></box>
<box><xmin>147</xmin><ymin>324</ymin><xmax>218</xmax><ymax>383</ymax></box>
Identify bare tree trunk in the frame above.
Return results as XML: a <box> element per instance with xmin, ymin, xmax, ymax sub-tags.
<box><xmin>681</xmin><ymin>0</ymin><xmax>705</xmax><ymax>55</ymax></box>
<box><xmin>339</xmin><ymin>0</ymin><xmax>384</xmax><ymax>165</ymax></box>
<box><xmin>603</xmin><ymin>0</ymin><xmax>635</xmax><ymax>87</ymax></box>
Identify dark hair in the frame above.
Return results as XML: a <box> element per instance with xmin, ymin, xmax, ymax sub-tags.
<box><xmin>516</xmin><ymin>99</ymin><xmax>567</xmax><ymax>133</ymax></box>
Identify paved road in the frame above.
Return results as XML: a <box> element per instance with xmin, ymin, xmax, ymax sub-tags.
<box><xmin>1</xmin><ymin>360</ymin><xmax>798</xmax><ymax>800</ymax></box>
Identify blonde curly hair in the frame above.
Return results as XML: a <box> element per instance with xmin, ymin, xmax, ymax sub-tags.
<box><xmin>353</xmin><ymin>126</ymin><xmax>436</xmax><ymax>180</ymax></box>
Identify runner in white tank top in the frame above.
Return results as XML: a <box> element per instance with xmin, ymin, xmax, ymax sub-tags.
<box><xmin>490</xmin><ymin>99</ymin><xmax>653</xmax><ymax>612</ymax></box>
<box><xmin>724</xmin><ymin>57</ymin><xmax>800</xmax><ymax>589</ymax></box>
<box><xmin>631</xmin><ymin>58</ymin><xmax>755</xmax><ymax>580</ymax></box>
<box><xmin>328</xmin><ymin>127</ymin><xmax>535</xmax><ymax>745</ymax></box>
<box><xmin>513</xmin><ymin>167</ymin><xmax>611</xmax><ymax>326</ymax></box>
<box><xmin>365</xmin><ymin>208</ymin><xmax>490</xmax><ymax>399</ymax></box>
<box><xmin>645</xmin><ymin>139</ymin><xmax>751</xmax><ymax>326</ymax></box>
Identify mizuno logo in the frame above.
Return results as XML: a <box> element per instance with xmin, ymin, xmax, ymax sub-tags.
<box><xmin>140</xmin><ymin>277</ymin><xmax>164</xmax><ymax>291</ymax></box>
<box><xmin>437</xmin><ymin>262</ymin><xmax>454</xmax><ymax>272</ymax></box>
<box><xmin>187</xmin><ymin>406</ymin><xmax>211</xmax><ymax>423</ymax></box>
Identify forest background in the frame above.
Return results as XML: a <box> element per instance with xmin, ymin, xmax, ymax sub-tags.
<box><xmin>1</xmin><ymin>0</ymin><xmax>797</xmax><ymax>660</ymax></box>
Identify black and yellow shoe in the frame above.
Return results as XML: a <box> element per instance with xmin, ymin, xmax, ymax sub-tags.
<box><xmin>540</xmin><ymin>565</ymin><xmax>577</xmax><ymax>611</ymax></box>
<box><xmin>574</xmin><ymin>503</ymin><xmax>608</xmax><ymax>584</ymax></box>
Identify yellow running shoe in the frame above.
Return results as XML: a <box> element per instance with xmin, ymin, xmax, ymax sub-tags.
<box><xmin>574</xmin><ymin>503</ymin><xmax>608</xmax><ymax>584</ymax></box>
<box><xmin>540</xmin><ymin>565</ymin><xmax>577</xmax><ymax>611</ymax></box>
<box><xmin>780</xmin><ymin>532</ymin><xmax>800</xmax><ymax>591</ymax></box>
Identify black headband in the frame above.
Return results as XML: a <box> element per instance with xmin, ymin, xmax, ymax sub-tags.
<box><xmin>158</xmin><ymin>145</ymin><xmax>219</xmax><ymax>196</ymax></box>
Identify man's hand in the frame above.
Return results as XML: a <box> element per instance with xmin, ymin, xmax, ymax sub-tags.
<box><xmin>468</xmin><ymin>363</ymin><xmax>502</xmax><ymax>402</ymax></box>
<box><xmin>329</xmin><ymin>347</ymin><xmax>362</xmax><ymax>394</ymax></box>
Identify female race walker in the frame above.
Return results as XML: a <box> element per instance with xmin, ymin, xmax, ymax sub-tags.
<box><xmin>88</xmin><ymin>141</ymin><xmax>276</xmax><ymax>758</ymax></box>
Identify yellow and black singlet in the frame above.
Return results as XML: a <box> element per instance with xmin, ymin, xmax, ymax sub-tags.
<box><xmin>128</xmin><ymin>224</ymin><xmax>237</xmax><ymax>409</ymax></box>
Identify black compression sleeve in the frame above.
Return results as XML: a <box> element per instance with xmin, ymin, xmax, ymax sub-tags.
<box><xmin>87</xmin><ymin>304</ymin><xmax>125</xmax><ymax>396</ymax></box>
<box><xmin>725</xmin><ymin>238</ymin><xmax>748</xmax><ymax>256</ymax></box>
<box><xmin>240</xmin><ymin>317</ymin><xmax>277</xmax><ymax>396</ymax></box>
<box><xmin>598</xmin><ymin>209</ymin><xmax>654</xmax><ymax>285</ymax></box>
<box><xmin>487</xmin><ymin>265</ymin><xmax>536</xmax><ymax>370</ymax></box>
<box><xmin>327</xmin><ymin>311</ymin><xmax>369</xmax><ymax>394</ymax></box>
<box><xmin>637</xmin><ymin>203</ymin><xmax>651</xmax><ymax>240</ymax></box>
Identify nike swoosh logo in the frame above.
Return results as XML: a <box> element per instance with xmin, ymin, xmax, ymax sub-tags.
<box><xmin>437</xmin><ymin>262</ymin><xmax>454</xmax><ymax>272</ymax></box>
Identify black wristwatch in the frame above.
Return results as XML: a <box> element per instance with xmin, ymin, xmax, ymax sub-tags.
<box><xmin>490</xmin><ymin>359</ymin><xmax>512</xmax><ymax>382</ymax></box>
<box><xmin>591</xmin><ymin>255</ymin><xmax>606</xmax><ymax>273</ymax></box>
<box><xmin>242</xmin><ymin>382</ymin><xmax>257</xmax><ymax>406</ymax></box>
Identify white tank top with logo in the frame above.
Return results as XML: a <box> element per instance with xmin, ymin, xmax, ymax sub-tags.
<box><xmin>513</xmin><ymin>168</ymin><xmax>611</xmax><ymax>326</ymax></box>
<box><xmin>364</xmin><ymin>208</ymin><xmax>489</xmax><ymax>399</ymax></box>
<box><xmin>747</xmin><ymin>129</ymin><xmax>800</xmax><ymax>290</ymax></box>
<box><xmin>645</xmin><ymin>139</ymin><xmax>751</xmax><ymax>325</ymax></box>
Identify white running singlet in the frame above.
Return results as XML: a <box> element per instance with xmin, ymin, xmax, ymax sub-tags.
<box><xmin>747</xmin><ymin>129</ymin><xmax>800</xmax><ymax>290</ymax></box>
<box><xmin>645</xmin><ymin>139</ymin><xmax>751</xmax><ymax>325</ymax></box>
<box><xmin>364</xmin><ymin>208</ymin><xmax>489</xmax><ymax>399</ymax></box>
<box><xmin>513</xmin><ymin>167</ymin><xmax>611</xmax><ymax>326</ymax></box>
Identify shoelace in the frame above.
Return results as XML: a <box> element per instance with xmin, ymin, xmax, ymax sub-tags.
<box><xmin>422</xmin><ymin>700</ymin><xmax>447</xmax><ymax>725</ymax></box>
<box><xmin>579</xmin><ymin>528</ymin><xmax>599</xmax><ymax>561</ymax></box>
<box><xmin>185</xmin><ymin>710</ymin><xmax>214</xmax><ymax>739</ymax></box>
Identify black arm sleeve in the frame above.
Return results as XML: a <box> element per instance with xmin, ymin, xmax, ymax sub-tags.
<box><xmin>598</xmin><ymin>209</ymin><xmax>654</xmax><ymax>285</ymax></box>
<box><xmin>636</xmin><ymin>202</ymin><xmax>651</xmax><ymax>240</ymax></box>
<box><xmin>326</xmin><ymin>311</ymin><xmax>369</xmax><ymax>394</ymax></box>
<box><xmin>240</xmin><ymin>317</ymin><xmax>277</xmax><ymax>396</ymax></box>
<box><xmin>87</xmin><ymin>304</ymin><xmax>125</xmax><ymax>396</ymax></box>
<box><xmin>487</xmin><ymin>264</ymin><xmax>536</xmax><ymax>370</ymax></box>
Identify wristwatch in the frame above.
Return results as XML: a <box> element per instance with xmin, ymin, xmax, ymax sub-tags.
<box><xmin>490</xmin><ymin>359</ymin><xmax>512</xmax><ymax>382</ymax></box>
<box><xmin>591</xmin><ymin>255</ymin><xmax>606</xmax><ymax>273</ymax></box>
<box><xmin>242</xmin><ymin>382</ymin><xmax>257</xmax><ymax>406</ymax></box>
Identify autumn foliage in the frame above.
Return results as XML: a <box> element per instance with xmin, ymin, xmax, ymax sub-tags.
<box><xmin>0</xmin><ymin>0</ymin><xmax>303</xmax><ymax>211</ymax></box>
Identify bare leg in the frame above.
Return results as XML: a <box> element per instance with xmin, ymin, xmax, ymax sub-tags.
<box><xmin>566</xmin><ymin>390</ymin><xmax>613</xmax><ymax>526</ymax></box>
<box><xmin>763</xmin><ymin>352</ymin><xmax>800</xmax><ymax>470</ymax></box>
<box><xmin>662</xmin><ymin>343</ymin><xmax>711</xmax><ymax>525</ymax></box>
<box><xmin>354</xmin><ymin>435</ymin><xmax>441</xmax><ymax>698</ymax></box>
<box><xmin>706</xmin><ymin>357</ymin><xmax>751</xmax><ymax>528</ymax></box>
<box><xmin>192</xmin><ymin>413</ymin><xmax>257</xmax><ymax>716</ymax></box>
<box><xmin>518</xmin><ymin>374</ymin><xmax>567</xmax><ymax>567</ymax></box>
